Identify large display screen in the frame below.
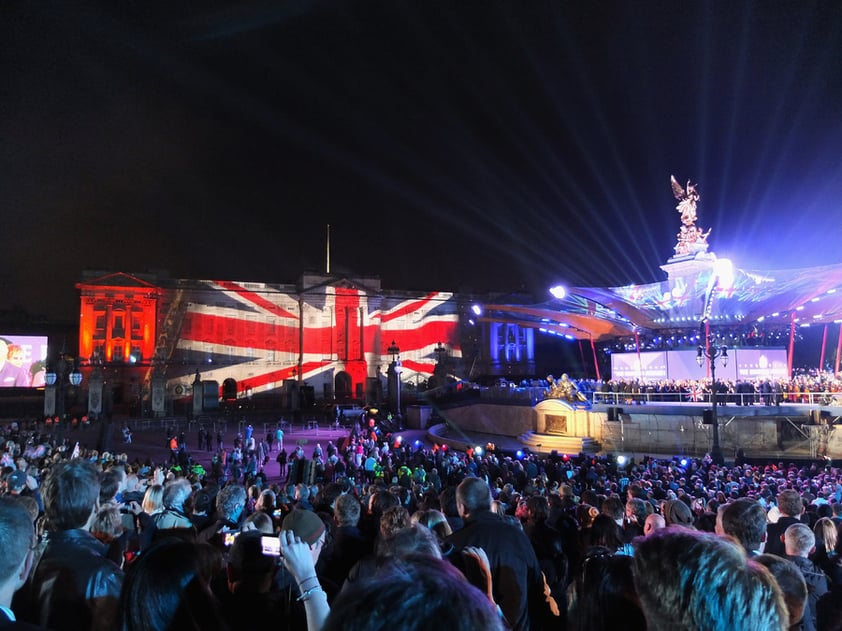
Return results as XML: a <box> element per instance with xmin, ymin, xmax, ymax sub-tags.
<box><xmin>611</xmin><ymin>348</ymin><xmax>786</xmax><ymax>383</ymax></box>
<box><xmin>0</xmin><ymin>335</ymin><xmax>48</xmax><ymax>388</ymax></box>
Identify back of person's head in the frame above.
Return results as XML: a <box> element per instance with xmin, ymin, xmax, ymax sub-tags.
<box><xmin>456</xmin><ymin>477</ymin><xmax>492</xmax><ymax>516</ymax></box>
<box><xmin>777</xmin><ymin>489</ymin><xmax>803</xmax><ymax>517</ymax></box>
<box><xmin>242</xmin><ymin>511</ymin><xmax>274</xmax><ymax>535</ymax></box>
<box><xmin>0</xmin><ymin>497</ymin><xmax>34</xmax><ymax>589</ymax></box>
<box><xmin>227</xmin><ymin>530</ymin><xmax>277</xmax><ymax>588</ymax></box>
<box><xmin>569</xmin><ymin>552</ymin><xmax>646</xmax><ymax>631</ymax></box>
<box><xmin>753</xmin><ymin>554</ymin><xmax>807</xmax><ymax>629</ymax></box>
<box><xmin>526</xmin><ymin>495</ymin><xmax>549</xmax><ymax>523</ymax></box>
<box><xmin>142</xmin><ymin>484</ymin><xmax>164</xmax><ymax>515</ymax></box>
<box><xmin>784</xmin><ymin>523</ymin><xmax>815</xmax><ymax>557</ymax></box>
<box><xmin>832</xmin><ymin>502</ymin><xmax>842</xmax><ymax>518</ymax></box>
<box><xmin>163</xmin><ymin>478</ymin><xmax>192</xmax><ymax>512</ymax></box>
<box><xmin>99</xmin><ymin>468</ymin><xmax>125</xmax><ymax>504</ymax></box>
<box><xmin>590</xmin><ymin>514</ymin><xmax>622</xmax><ymax>550</ymax></box>
<box><xmin>814</xmin><ymin>517</ymin><xmax>838</xmax><ymax>554</ymax></box>
<box><xmin>322</xmin><ymin>554</ymin><xmax>504</xmax><ymax>631</ymax></box>
<box><xmin>626</xmin><ymin>498</ymin><xmax>647</xmax><ymax>524</ymax></box>
<box><xmin>719</xmin><ymin>498</ymin><xmax>767</xmax><ymax>553</ymax></box>
<box><xmin>334</xmin><ymin>493</ymin><xmax>362</xmax><ymax>527</ymax></box>
<box><xmin>121</xmin><ymin>538</ymin><xmax>229</xmax><ymax>631</ymax></box>
<box><xmin>632</xmin><ymin>527</ymin><xmax>787</xmax><ymax>631</ymax></box>
<box><xmin>91</xmin><ymin>504</ymin><xmax>124</xmax><ymax>544</ymax></box>
<box><xmin>379</xmin><ymin>505</ymin><xmax>410</xmax><ymax>540</ymax></box>
<box><xmin>663</xmin><ymin>499</ymin><xmax>694</xmax><ymax>528</ymax></box>
<box><xmin>217</xmin><ymin>484</ymin><xmax>247</xmax><ymax>525</ymax></box>
<box><xmin>43</xmin><ymin>459</ymin><xmax>100</xmax><ymax>530</ymax></box>
<box><xmin>255</xmin><ymin>489</ymin><xmax>276</xmax><ymax>513</ymax></box>
<box><xmin>438</xmin><ymin>486</ymin><xmax>459</xmax><ymax>518</ymax></box>
<box><xmin>411</xmin><ymin>509</ymin><xmax>452</xmax><ymax>541</ymax></box>
<box><xmin>368</xmin><ymin>490</ymin><xmax>400</xmax><ymax>518</ymax></box>
<box><xmin>378</xmin><ymin>524</ymin><xmax>441</xmax><ymax>562</ymax></box>
<box><xmin>601</xmin><ymin>496</ymin><xmax>624</xmax><ymax>522</ymax></box>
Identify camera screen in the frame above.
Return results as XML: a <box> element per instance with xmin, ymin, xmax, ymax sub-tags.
<box><xmin>261</xmin><ymin>536</ymin><xmax>281</xmax><ymax>556</ymax></box>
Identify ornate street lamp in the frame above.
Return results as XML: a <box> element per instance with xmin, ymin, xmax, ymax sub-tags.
<box><xmin>387</xmin><ymin>341</ymin><xmax>402</xmax><ymax>415</ymax></box>
<box><xmin>44</xmin><ymin>353</ymin><xmax>83</xmax><ymax>419</ymax></box>
<box><xmin>696</xmin><ymin>338</ymin><xmax>728</xmax><ymax>465</ymax></box>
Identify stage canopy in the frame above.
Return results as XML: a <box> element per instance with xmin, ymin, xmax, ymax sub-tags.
<box><xmin>479</xmin><ymin>261</ymin><xmax>842</xmax><ymax>343</ymax></box>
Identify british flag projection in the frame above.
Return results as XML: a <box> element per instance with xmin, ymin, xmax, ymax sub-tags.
<box><xmin>157</xmin><ymin>274</ymin><xmax>462</xmax><ymax>398</ymax></box>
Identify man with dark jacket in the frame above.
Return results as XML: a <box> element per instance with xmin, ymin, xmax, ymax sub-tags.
<box><xmin>447</xmin><ymin>477</ymin><xmax>554</xmax><ymax>631</ymax></box>
<box><xmin>14</xmin><ymin>460</ymin><xmax>123</xmax><ymax>631</ymax></box>
<box><xmin>784</xmin><ymin>523</ymin><xmax>828</xmax><ymax>631</ymax></box>
<box><xmin>765</xmin><ymin>489</ymin><xmax>805</xmax><ymax>557</ymax></box>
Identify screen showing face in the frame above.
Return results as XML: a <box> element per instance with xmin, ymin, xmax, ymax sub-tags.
<box><xmin>0</xmin><ymin>335</ymin><xmax>48</xmax><ymax>388</ymax></box>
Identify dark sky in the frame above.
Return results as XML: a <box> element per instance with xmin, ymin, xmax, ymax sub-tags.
<box><xmin>2</xmin><ymin>0</ymin><xmax>841</xmax><ymax>322</ymax></box>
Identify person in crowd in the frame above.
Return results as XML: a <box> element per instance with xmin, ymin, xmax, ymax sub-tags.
<box><xmin>320</xmin><ymin>493</ymin><xmax>372</xmax><ymax>588</ymax></box>
<box><xmin>199</xmin><ymin>484</ymin><xmax>248</xmax><ymax>551</ymax></box>
<box><xmin>14</xmin><ymin>460</ymin><xmax>124</xmax><ymax>631</ymax></box>
<box><xmin>754</xmin><ymin>554</ymin><xmax>808</xmax><ymax>631</ymax></box>
<box><xmin>0</xmin><ymin>497</ymin><xmax>45</xmax><ymax>629</ymax></box>
<box><xmin>446</xmin><ymin>477</ymin><xmax>555</xmax><ymax>631</ymax></box>
<box><xmin>321</xmin><ymin>554</ymin><xmax>504</xmax><ymax>631</ymax></box>
<box><xmin>662</xmin><ymin>498</ymin><xmax>695</xmax><ymax>529</ymax></box>
<box><xmin>632</xmin><ymin>527</ymin><xmax>788</xmax><ymax>631</ymax></box>
<box><xmin>411</xmin><ymin>508</ymin><xmax>454</xmax><ymax>557</ymax></box>
<box><xmin>567</xmin><ymin>551</ymin><xmax>646</xmax><ymax>631</ymax></box>
<box><xmin>766</xmin><ymin>489</ymin><xmax>806</xmax><ymax>557</ymax></box>
<box><xmin>784</xmin><ymin>523</ymin><xmax>829</xmax><ymax>631</ymax></box>
<box><xmin>716</xmin><ymin>497</ymin><xmax>767</xmax><ymax>557</ymax></box>
<box><xmin>120</xmin><ymin>538</ymin><xmax>229</xmax><ymax>631</ymax></box>
<box><xmin>643</xmin><ymin>512</ymin><xmax>666</xmax><ymax>536</ymax></box>
<box><xmin>151</xmin><ymin>477</ymin><xmax>196</xmax><ymax>540</ymax></box>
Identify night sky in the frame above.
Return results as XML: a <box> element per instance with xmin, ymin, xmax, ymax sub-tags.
<box><xmin>3</xmin><ymin>0</ymin><xmax>841</xmax><ymax>322</ymax></box>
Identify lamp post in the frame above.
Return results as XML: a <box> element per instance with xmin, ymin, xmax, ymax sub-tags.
<box><xmin>387</xmin><ymin>340</ymin><xmax>402</xmax><ymax>416</ymax></box>
<box><xmin>696</xmin><ymin>336</ymin><xmax>728</xmax><ymax>465</ymax></box>
<box><xmin>44</xmin><ymin>353</ymin><xmax>83</xmax><ymax>419</ymax></box>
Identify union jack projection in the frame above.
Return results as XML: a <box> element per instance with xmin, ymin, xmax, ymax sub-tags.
<box><xmin>166</xmin><ymin>276</ymin><xmax>463</xmax><ymax>397</ymax></box>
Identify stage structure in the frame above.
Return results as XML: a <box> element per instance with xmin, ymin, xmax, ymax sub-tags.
<box><xmin>475</xmin><ymin>175</ymin><xmax>842</xmax><ymax>378</ymax></box>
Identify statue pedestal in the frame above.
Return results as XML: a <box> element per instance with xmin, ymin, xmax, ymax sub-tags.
<box><xmin>660</xmin><ymin>252</ymin><xmax>717</xmax><ymax>280</ymax></box>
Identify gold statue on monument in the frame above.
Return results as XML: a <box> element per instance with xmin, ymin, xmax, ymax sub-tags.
<box><xmin>671</xmin><ymin>175</ymin><xmax>711</xmax><ymax>257</ymax></box>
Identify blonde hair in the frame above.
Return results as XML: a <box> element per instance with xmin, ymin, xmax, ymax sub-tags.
<box><xmin>814</xmin><ymin>517</ymin><xmax>837</xmax><ymax>554</ymax></box>
<box><xmin>142</xmin><ymin>484</ymin><xmax>164</xmax><ymax>515</ymax></box>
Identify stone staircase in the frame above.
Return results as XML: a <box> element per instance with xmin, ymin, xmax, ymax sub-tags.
<box><xmin>518</xmin><ymin>431</ymin><xmax>600</xmax><ymax>455</ymax></box>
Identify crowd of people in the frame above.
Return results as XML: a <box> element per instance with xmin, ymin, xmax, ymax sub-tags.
<box><xmin>2</xmin><ymin>412</ymin><xmax>842</xmax><ymax>630</ymax></box>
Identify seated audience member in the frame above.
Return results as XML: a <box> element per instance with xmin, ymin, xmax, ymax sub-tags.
<box><xmin>754</xmin><ymin>554</ymin><xmax>808</xmax><ymax>630</ymax></box>
<box><xmin>716</xmin><ymin>498</ymin><xmax>767</xmax><ymax>556</ymax></box>
<box><xmin>0</xmin><ymin>497</ymin><xmax>45</xmax><ymax>629</ymax></box>
<box><xmin>567</xmin><ymin>551</ymin><xmax>646</xmax><ymax>631</ymax></box>
<box><xmin>784</xmin><ymin>523</ymin><xmax>829</xmax><ymax>631</ymax></box>
<box><xmin>632</xmin><ymin>527</ymin><xmax>788</xmax><ymax>631</ymax></box>
<box><xmin>120</xmin><ymin>538</ymin><xmax>229</xmax><ymax>631</ymax></box>
<box><xmin>15</xmin><ymin>460</ymin><xmax>124</xmax><ymax>631</ymax></box>
<box><xmin>321</xmin><ymin>555</ymin><xmax>504</xmax><ymax>631</ymax></box>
